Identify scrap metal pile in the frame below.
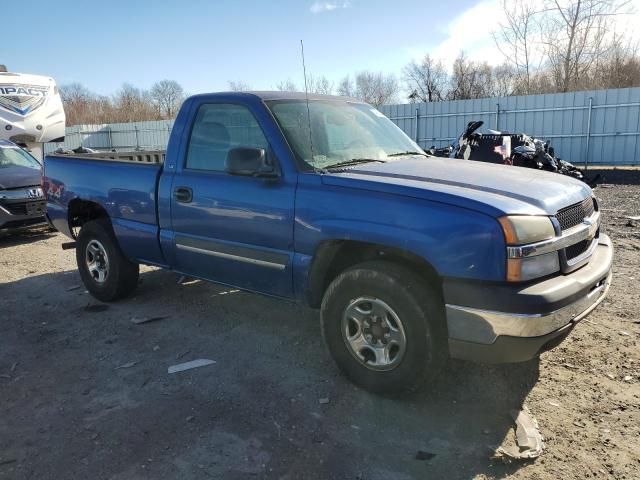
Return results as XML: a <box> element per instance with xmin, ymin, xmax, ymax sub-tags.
<box><xmin>429</xmin><ymin>121</ymin><xmax>586</xmax><ymax>182</ymax></box>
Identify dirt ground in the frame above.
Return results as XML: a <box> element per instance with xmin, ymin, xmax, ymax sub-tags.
<box><xmin>1</xmin><ymin>169</ymin><xmax>639</xmax><ymax>480</ymax></box>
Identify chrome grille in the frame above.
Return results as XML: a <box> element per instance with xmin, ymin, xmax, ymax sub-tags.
<box><xmin>556</xmin><ymin>197</ymin><xmax>595</xmax><ymax>231</ymax></box>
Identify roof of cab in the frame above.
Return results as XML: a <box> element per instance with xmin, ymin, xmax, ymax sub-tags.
<box><xmin>188</xmin><ymin>91</ymin><xmax>366</xmax><ymax>104</ymax></box>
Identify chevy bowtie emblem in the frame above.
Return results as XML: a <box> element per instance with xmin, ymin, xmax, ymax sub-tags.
<box><xmin>26</xmin><ymin>187</ymin><xmax>43</xmax><ymax>199</ymax></box>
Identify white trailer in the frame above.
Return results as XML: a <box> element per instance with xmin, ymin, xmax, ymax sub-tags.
<box><xmin>0</xmin><ymin>65</ymin><xmax>66</xmax><ymax>161</ymax></box>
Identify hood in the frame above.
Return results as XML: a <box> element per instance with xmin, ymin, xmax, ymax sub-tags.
<box><xmin>0</xmin><ymin>165</ymin><xmax>42</xmax><ymax>190</ymax></box>
<box><xmin>321</xmin><ymin>157</ymin><xmax>591</xmax><ymax>217</ymax></box>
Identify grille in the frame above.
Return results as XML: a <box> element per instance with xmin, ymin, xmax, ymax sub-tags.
<box><xmin>556</xmin><ymin>197</ymin><xmax>595</xmax><ymax>231</ymax></box>
<box><xmin>3</xmin><ymin>203</ymin><xmax>27</xmax><ymax>215</ymax></box>
<box><xmin>566</xmin><ymin>239</ymin><xmax>591</xmax><ymax>260</ymax></box>
<box><xmin>1</xmin><ymin>200</ymin><xmax>46</xmax><ymax>216</ymax></box>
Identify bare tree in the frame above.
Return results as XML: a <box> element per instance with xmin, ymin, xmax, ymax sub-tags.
<box><xmin>307</xmin><ymin>74</ymin><xmax>334</xmax><ymax>95</ymax></box>
<box><xmin>542</xmin><ymin>0</ymin><xmax>631</xmax><ymax>92</ymax></box>
<box><xmin>228</xmin><ymin>80</ymin><xmax>252</xmax><ymax>92</ymax></box>
<box><xmin>276</xmin><ymin>79</ymin><xmax>298</xmax><ymax>92</ymax></box>
<box><xmin>492</xmin><ymin>63</ymin><xmax>518</xmax><ymax>97</ymax></box>
<box><xmin>150</xmin><ymin>80</ymin><xmax>185</xmax><ymax>118</ymax></box>
<box><xmin>60</xmin><ymin>83</ymin><xmax>111</xmax><ymax>125</ymax></box>
<box><xmin>493</xmin><ymin>0</ymin><xmax>542</xmax><ymax>94</ymax></box>
<box><xmin>112</xmin><ymin>83</ymin><xmax>157</xmax><ymax>122</ymax></box>
<box><xmin>338</xmin><ymin>71</ymin><xmax>399</xmax><ymax>106</ymax></box>
<box><xmin>403</xmin><ymin>55</ymin><xmax>448</xmax><ymax>102</ymax></box>
<box><xmin>336</xmin><ymin>72</ymin><xmax>399</xmax><ymax>105</ymax></box>
<box><xmin>448</xmin><ymin>52</ymin><xmax>496</xmax><ymax>100</ymax></box>
<box><xmin>337</xmin><ymin>75</ymin><xmax>355</xmax><ymax>97</ymax></box>
<box><xmin>59</xmin><ymin>83</ymin><xmax>93</xmax><ymax>105</ymax></box>
<box><xmin>593</xmin><ymin>37</ymin><xmax>640</xmax><ymax>88</ymax></box>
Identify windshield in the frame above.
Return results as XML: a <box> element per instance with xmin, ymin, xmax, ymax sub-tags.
<box><xmin>0</xmin><ymin>145</ymin><xmax>41</xmax><ymax>170</ymax></box>
<box><xmin>267</xmin><ymin>100</ymin><xmax>425</xmax><ymax>170</ymax></box>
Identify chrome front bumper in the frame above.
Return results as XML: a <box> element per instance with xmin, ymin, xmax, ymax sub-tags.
<box><xmin>445</xmin><ymin>234</ymin><xmax>613</xmax><ymax>363</ymax></box>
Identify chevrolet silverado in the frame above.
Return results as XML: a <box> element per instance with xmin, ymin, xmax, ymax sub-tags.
<box><xmin>43</xmin><ymin>92</ymin><xmax>613</xmax><ymax>393</ymax></box>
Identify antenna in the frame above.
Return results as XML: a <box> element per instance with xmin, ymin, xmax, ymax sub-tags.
<box><xmin>300</xmin><ymin>40</ymin><xmax>314</xmax><ymax>162</ymax></box>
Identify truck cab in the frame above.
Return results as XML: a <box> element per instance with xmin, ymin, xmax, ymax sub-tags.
<box><xmin>43</xmin><ymin>92</ymin><xmax>613</xmax><ymax>394</ymax></box>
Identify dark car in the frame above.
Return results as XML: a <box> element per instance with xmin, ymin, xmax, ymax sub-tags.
<box><xmin>0</xmin><ymin>140</ymin><xmax>47</xmax><ymax>233</ymax></box>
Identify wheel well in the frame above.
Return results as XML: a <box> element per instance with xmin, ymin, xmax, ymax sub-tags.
<box><xmin>307</xmin><ymin>240</ymin><xmax>442</xmax><ymax>308</ymax></box>
<box><xmin>67</xmin><ymin>199</ymin><xmax>109</xmax><ymax>238</ymax></box>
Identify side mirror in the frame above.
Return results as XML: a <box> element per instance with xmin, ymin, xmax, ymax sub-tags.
<box><xmin>225</xmin><ymin>147</ymin><xmax>277</xmax><ymax>178</ymax></box>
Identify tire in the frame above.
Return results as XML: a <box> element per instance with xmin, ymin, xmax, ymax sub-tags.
<box><xmin>320</xmin><ymin>260</ymin><xmax>447</xmax><ymax>394</ymax></box>
<box><xmin>76</xmin><ymin>219</ymin><xmax>139</xmax><ymax>302</ymax></box>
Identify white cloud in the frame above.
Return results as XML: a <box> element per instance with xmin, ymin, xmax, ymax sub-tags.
<box><xmin>614</xmin><ymin>0</ymin><xmax>640</xmax><ymax>42</ymax></box>
<box><xmin>310</xmin><ymin>1</ymin><xmax>350</xmax><ymax>14</ymax></box>
<box><xmin>418</xmin><ymin>0</ymin><xmax>640</xmax><ymax>71</ymax></box>
<box><xmin>429</xmin><ymin>0</ymin><xmax>507</xmax><ymax>67</ymax></box>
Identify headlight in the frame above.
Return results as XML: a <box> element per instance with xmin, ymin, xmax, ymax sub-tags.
<box><xmin>498</xmin><ymin>216</ymin><xmax>555</xmax><ymax>245</ymax></box>
<box><xmin>498</xmin><ymin>216</ymin><xmax>559</xmax><ymax>282</ymax></box>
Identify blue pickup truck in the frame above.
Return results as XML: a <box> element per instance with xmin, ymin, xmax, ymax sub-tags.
<box><xmin>43</xmin><ymin>92</ymin><xmax>613</xmax><ymax>393</ymax></box>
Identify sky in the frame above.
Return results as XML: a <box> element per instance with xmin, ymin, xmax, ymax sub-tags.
<box><xmin>2</xmin><ymin>0</ymin><xmax>639</xmax><ymax>96</ymax></box>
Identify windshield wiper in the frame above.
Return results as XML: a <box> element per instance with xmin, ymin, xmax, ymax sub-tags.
<box><xmin>386</xmin><ymin>151</ymin><xmax>428</xmax><ymax>158</ymax></box>
<box><xmin>322</xmin><ymin>158</ymin><xmax>386</xmax><ymax>170</ymax></box>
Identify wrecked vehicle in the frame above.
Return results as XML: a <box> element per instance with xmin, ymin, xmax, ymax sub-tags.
<box><xmin>432</xmin><ymin>121</ymin><xmax>585</xmax><ymax>181</ymax></box>
<box><xmin>44</xmin><ymin>92</ymin><xmax>612</xmax><ymax>394</ymax></box>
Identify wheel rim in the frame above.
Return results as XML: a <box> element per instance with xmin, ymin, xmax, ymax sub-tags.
<box><xmin>85</xmin><ymin>239</ymin><xmax>109</xmax><ymax>284</ymax></box>
<box><xmin>342</xmin><ymin>297</ymin><xmax>407</xmax><ymax>371</ymax></box>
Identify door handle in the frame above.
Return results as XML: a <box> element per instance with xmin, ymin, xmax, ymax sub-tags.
<box><xmin>174</xmin><ymin>186</ymin><xmax>193</xmax><ymax>203</ymax></box>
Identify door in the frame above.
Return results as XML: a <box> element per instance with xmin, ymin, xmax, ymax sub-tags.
<box><xmin>169</xmin><ymin>102</ymin><xmax>296</xmax><ymax>298</ymax></box>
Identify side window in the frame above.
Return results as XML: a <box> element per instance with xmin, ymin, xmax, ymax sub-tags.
<box><xmin>185</xmin><ymin>104</ymin><xmax>268</xmax><ymax>171</ymax></box>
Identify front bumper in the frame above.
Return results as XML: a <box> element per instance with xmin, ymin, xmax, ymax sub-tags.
<box><xmin>0</xmin><ymin>201</ymin><xmax>47</xmax><ymax>233</ymax></box>
<box><xmin>445</xmin><ymin>234</ymin><xmax>613</xmax><ymax>363</ymax></box>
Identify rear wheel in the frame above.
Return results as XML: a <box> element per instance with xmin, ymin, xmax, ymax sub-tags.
<box><xmin>321</xmin><ymin>261</ymin><xmax>447</xmax><ymax>394</ymax></box>
<box><xmin>76</xmin><ymin>219</ymin><xmax>139</xmax><ymax>302</ymax></box>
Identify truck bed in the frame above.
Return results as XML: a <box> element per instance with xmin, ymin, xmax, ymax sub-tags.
<box><xmin>44</xmin><ymin>153</ymin><xmax>165</xmax><ymax>264</ymax></box>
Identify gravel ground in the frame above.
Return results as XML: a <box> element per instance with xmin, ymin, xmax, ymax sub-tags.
<box><xmin>0</xmin><ymin>169</ymin><xmax>639</xmax><ymax>480</ymax></box>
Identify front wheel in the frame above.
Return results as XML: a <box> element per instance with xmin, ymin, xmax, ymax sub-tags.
<box><xmin>320</xmin><ymin>261</ymin><xmax>447</xmax><ymax>394</ymax></box>
<box><xmin>76</xmin><ymin>219</ymin><xmax>139</xmax><ymax>302</ymax></box>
